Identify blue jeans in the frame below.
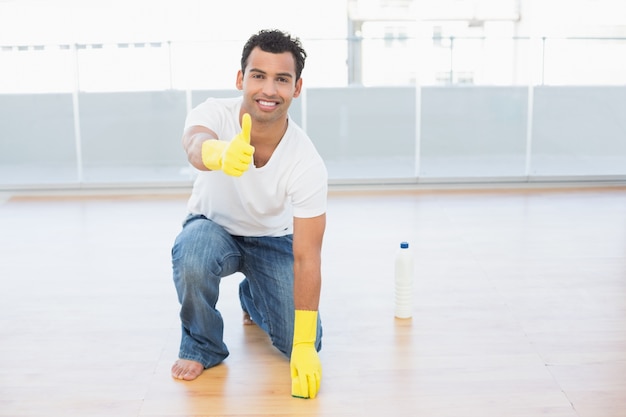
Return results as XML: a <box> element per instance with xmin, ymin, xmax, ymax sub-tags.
<box><xmin>172</xmin><ymin>214</ymin><xmax>322</xmax><ymax>369</ymax></box>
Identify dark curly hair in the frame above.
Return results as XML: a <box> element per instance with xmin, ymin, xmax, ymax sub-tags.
<box><xmin>241</xmin><ymin>29</ymin><xmax>307</xmax><ymax>81</ymax></box>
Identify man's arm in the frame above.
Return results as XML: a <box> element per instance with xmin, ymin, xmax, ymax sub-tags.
<box><xmin>290</xmin><ymin>213</ymin><xmax>326</xmax><ymax>399</ymax></box>
<box><xmin>292</xmin><ymin>213</ymin><xmax>326</xmax><ymax>310</ymax></box>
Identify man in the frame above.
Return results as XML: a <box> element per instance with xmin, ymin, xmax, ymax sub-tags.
<box><xmin>170</xmin><ymin>29</ymin><xmax>327</xmax><ymax>400</ymax></box>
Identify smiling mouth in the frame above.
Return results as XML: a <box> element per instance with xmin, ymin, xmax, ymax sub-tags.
<box><xmin>257</xmin><ymin>99</ymin><xmax>278</xmax><ymax>108</ymax></box>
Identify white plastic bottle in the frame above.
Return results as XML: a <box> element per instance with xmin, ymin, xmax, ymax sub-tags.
<box><xmin>394</xmin><ymin>241</ymin><xmax>414</xmax><ymax>319</ymax></box>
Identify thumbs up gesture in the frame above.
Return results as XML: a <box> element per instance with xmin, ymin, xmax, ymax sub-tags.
<box><xmin>201</xmin><ymin>113</ymin><xmax>255</xmax><ymax>177</ymax></box>
<box><xmin>221</xmin><ymin>113</ymin><xmax>255</xmax><ymax>177</ymax></box>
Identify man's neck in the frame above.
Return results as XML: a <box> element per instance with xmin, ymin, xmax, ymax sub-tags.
<box><xmin>251</xmin><ymin>118</ymin><xmax>288</xmax><ymax>147</ymax></box>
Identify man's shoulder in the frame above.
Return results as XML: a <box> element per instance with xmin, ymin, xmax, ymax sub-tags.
<box><xmin>186</xmin><ymin>96</ymin><xmax>242</xmax><ymax>128</ymax></box>
<box><xmin>285</xmin><ymin>120</ymin><xmax>321</xmax><ymax>155</ymax></box>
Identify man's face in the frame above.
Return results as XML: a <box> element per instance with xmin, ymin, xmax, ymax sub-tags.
<box><xmin>236</xmin><ymin>47</ymin><xmax>302</xmax><ymax>125</ymax></box>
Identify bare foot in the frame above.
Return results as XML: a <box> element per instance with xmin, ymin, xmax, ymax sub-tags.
<box><xmin>243</xmin><ymin>311</ymin><xmax>255</xmax><ymax>325</ymax></box>
<box><xmin>171</xmin><ymin>359</ymin><xmax>204</xmax><ymax>381</ymax></box>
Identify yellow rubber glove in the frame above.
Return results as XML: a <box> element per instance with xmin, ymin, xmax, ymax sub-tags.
<box><xmin>201</xmin><ymin>113</ymin><xmax>254</xmax><ymax>177</ymax></box>
<box><xmin>290</xmin><ymin>310</ymin><xmax>321</xmax><ymax>399</ymax></box>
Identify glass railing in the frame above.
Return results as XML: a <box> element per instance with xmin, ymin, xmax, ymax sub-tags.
<box><xmin>1</xmin><ymin>36</ymin><xmax>625</xmax><ymax>189</ymax></box>
<box><xmin>2</xmin><ymin>36</ymin><xmax>626</xmax><ymax>93</ymax></box>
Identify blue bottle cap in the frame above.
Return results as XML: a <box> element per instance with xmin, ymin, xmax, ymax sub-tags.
<box><xmin>400</xmin><ymin>242</ymin><xmax>409</xmax><ymax>249</ymax></box>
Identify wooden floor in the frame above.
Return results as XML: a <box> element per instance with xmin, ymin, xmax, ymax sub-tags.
<box><xmin>1</xmin><ymin>186</ymin><xmax>625</xmax><ymax>417</ymax></box>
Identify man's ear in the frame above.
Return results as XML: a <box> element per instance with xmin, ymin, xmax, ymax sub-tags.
<box><xmin>293</xmin><ymin>78</ymin><xmax>303</xmax><ymax>98</ymax></box>
<box><xmin>236</xmin><ymin>70</ymin><xmax>244</xmax><ymax>90</ymax></box>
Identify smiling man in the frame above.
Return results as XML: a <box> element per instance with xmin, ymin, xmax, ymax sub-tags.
<box><xmin>170</xmin><ymin>30</ymin><xmax>327</xmax><ymax>399</ymax></box>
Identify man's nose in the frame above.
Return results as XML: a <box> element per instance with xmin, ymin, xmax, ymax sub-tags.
<box><xmin>261</xmin><ymin>79</ymin><xmax>278</xmax><ymax>95</ymax></box>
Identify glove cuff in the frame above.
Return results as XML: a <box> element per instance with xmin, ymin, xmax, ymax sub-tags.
<box><xmin>201</xmin><ymin>139</ymin><xmax>227</xmax><ymax>171</ymax></box>
<box><xmin>293</xmin><ymin>310</ymin><xmax>318</xmax><ymax>345</ymax></box>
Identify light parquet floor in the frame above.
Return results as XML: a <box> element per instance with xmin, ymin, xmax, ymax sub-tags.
<box><xmin>0</xmin><ymin>186</ymin><xmax>625</xmax><ymax>417</ymax></box>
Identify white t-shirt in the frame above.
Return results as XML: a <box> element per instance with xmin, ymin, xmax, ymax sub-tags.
<box><xmin>185</xmin><ymin>97</ymin><xmax>328</xmax><ymax>237</ymax></box>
